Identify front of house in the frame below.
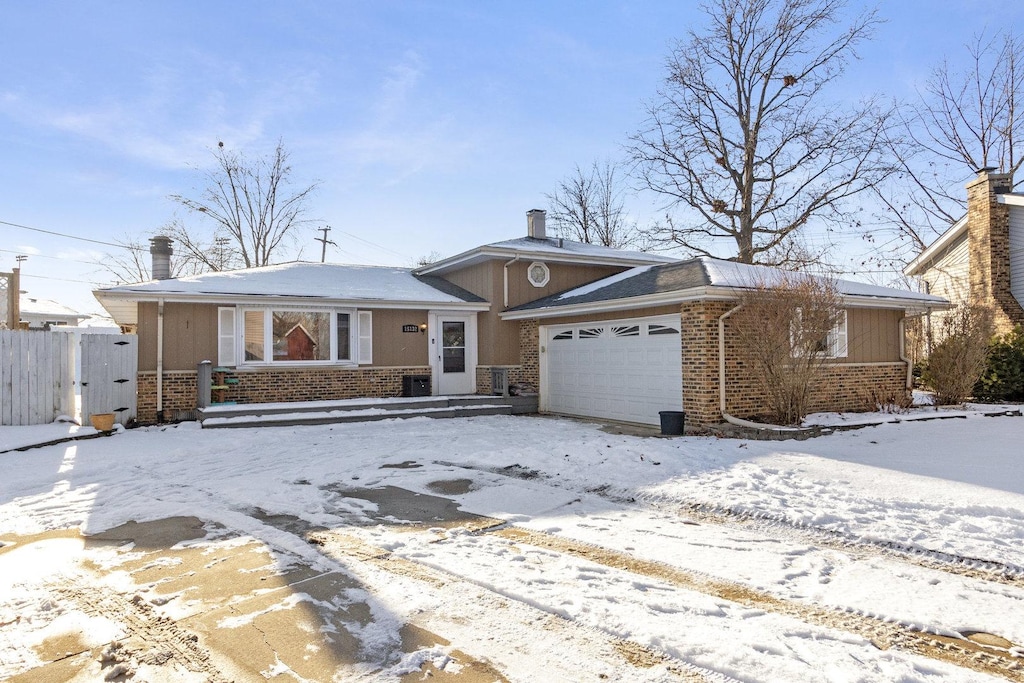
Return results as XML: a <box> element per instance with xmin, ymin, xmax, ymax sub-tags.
<box><xmin>95</xmin><ymin>211</ymin><xmax>946</xmax><ymax>428</ymax></box>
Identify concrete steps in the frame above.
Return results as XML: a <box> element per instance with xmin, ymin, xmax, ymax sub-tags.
<box><xmin>198</xmin><ymin>395</ymin><xmax>535</xmax><ymax>429</ymax></box>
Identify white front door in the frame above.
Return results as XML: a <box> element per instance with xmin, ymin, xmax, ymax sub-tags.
<box><xmin>429</xmin><ymin>312</ymin><xmax>477</xmax><ymax>395</ymax></box>
<box><xmin>541</xmin><ymin>315</ymin><xmax>682</xmax><ymax>426</ymax></box>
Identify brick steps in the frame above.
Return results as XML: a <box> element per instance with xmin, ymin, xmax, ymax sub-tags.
<box><xmin>198</xmin><ymin>395</ymin><xmax>535</xmax><ymax>429</ymax></box>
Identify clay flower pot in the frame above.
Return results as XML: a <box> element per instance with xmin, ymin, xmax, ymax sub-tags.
<box><xmin>89</xmin><ymin>413</ymin><xmax>116</xmax><ymax>432</ymax></box>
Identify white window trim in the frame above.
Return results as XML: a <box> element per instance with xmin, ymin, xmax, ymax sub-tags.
<box><xmin>217</xmin><ymin>307</ymin><xmax>237</xmax><ymax>367</ymax></box>
<box><xmin>235</xmin><ymin>306</ymin><xmax>361</xmax><ymax>367</ymax></box>
<box><xmin>792</xmin><ymin>307</ymin><xmax>848</xmax><ymax>359</ymax></box>
<box><xmin>527</xmin><ymin>261</ymin><xmax>550</xmax><ymax>287</ymax></box>
<box><xmin>358</xmin><ymin>310</ymin><xmax>373</xmax><ymax>365</ymax></box>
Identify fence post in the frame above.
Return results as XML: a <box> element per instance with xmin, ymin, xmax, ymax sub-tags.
<box><xmin>197</xmin><ymin>360</ymin><xmax>212</xmax><ymax>409</ymax></box>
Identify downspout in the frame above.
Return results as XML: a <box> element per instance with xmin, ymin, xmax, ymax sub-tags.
<box><xmin>156</xmin><ymin>298</ymin><xmax>165</xmax><ymax>423</ymax></box>
<box><xmin>718</xmin><ymin>303</ymin><xmax>801</xmax><ymax>432</ymax></box>
<box><xmin>503</xmin><ymin>255</ymin><xmax>520</xmax><ymax>308</ymax></box>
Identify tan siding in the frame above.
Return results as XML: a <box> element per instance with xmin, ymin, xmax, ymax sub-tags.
<box><xmin>846</xmin><ymin>308</ymin><xmax>901</xmax><ymax>363</ymax></box>
<box><xmin>137</xmin><ymin>302</ymin><xmax>218</xmax><ymax>371</ymax></box>
<box><xmin>506</xmin><ymin>261</ymin><xmax>626</xmax><ymax>309</ymax></box>
<box><xmin>440</xmin><ymin>261</ymin><xmax>496</xmax><ymax>300</ymax></box>
<box><xmin>372</xmin><ymin>309</ymin><xmax>429</xmax><ymax>366</ymax></box>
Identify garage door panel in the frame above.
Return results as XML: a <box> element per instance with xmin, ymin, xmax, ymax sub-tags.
<box><xmin>543</xmin><ymin>316</ymin><xmax>683</xmax><ymax>426</ymax></box>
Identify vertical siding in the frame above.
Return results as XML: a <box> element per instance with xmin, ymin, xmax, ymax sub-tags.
<box><xmin>1011</xmin><ymin>205</ymin><xmax>1024</xmax><ymax>308</ymax></box>
<box><xmin>372</xmin><ymin>309</ymin><xmax>429</xmax><ymax>366</ymax></box>
<box><xmin>506</xmin><ymin>262</ymin><xmax>625</xmax><ymax>309</ymax></box>
<box><xmin>846</xmin><ymin>308</ymin><xmax>901</xmax><ymax>363</ymax></box>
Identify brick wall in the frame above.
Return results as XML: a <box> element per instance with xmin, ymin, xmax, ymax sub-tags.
<box><xmin>137</xmin><ymin>365</ymin><xmax>432</xmax><ymax>424</ymax></box>
<box><xmin>474</xmin><ymin>365</ymin><xmax>529</xmax><ymax>394</ymax></box>
<box><xmin>967</xmin><ymin>170</ymin><xmax>1024</xmax><ymax>335</ymax></box>
<box><xmin>518</xmin><ymin>303</ymin><xmax>909</xmax><ymax>430</ymax></box>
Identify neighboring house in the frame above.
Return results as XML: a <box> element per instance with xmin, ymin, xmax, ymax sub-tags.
<box><xmin>904</xmin><ymin>168</ymin><xmax>1024</xmax><ymax>340</ymax></box>
<box><xmin>95</xmin><ymin>212</ymin><xmax>945</xmax><ymax>428</ymax></box>
<box><xmin>19</xmin><ymin>294</ymin><xmax>87</xmax><ymax>329</ymax></box>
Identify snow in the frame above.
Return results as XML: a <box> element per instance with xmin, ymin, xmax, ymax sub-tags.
<box><xmin>2</xmin><ymin>412</ymin><xmax>1023</xmax><ymax>681</ymax></box>
<box><xmin>96</xmin><ymin>261</ymin><xmax>480</xmax><ymax>303</ymax></box>
<box><xmin>555</xmin><ymin>265</ymin><xmax>654</xmax><ymax>300</ymax></box>
<box><xmin>702</xmin><ymin>257</ymin><xmax>947</xmax><ymax>305</ymax></box>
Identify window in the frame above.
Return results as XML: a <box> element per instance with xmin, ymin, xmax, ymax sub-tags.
<box><xmin>527</xmin><ymin>261</ymin><xmax>550</xmax><ymax>287</ymax></box>
<box><xmin>792</xmin><ymin>308</ymin><xmax>847</xmax><ymax>358</ymax></box>
<box><xmin>222</xmin><ymin>307</ymin><xmax>366</xmax><ymax>365</ymax></box>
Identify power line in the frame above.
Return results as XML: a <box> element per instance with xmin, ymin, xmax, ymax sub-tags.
<box><xmin>0</xmin><ymin>247</ymin><xmax>101</xmax><ymax>267</ymax></box>
<box><xmin>337</xmin><ymin>229</ymin><xmax>411</xmax><ymax>260</ymax></box>
<box><xmin>0</xmin><ymin>218</ymin><xmax>144</xmax><ymax>250</ymax></box>
<box><xmin>19</xmin><ymin>273</ymin><xmax>109</xmax><ymax>285</ymax></box>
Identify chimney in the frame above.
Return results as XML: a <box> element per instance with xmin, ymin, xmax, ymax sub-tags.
<box><xmin>527</xmin><ymin>209</ymin><xmax>546</xmax><ymax>240</ymax></box>
<box><xmin>966</xmin><ymin>167</ymin><xmax>1022</xmax><ymax>334</ymax></box>
<box><xmin>149</xmin><ymin>236</ymin><xmax>174</xmax><ymax>280</ymax></box>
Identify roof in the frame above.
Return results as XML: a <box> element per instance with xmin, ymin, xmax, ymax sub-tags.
<box><xmin>19</xmin><ymin>295</ymin><xmax>84</xmax><ymax>320</ymax></box>
<box><xmin>503</xmin><ymin>257</ymin><xmax>949</xmax><ymax>320</ymax></box>
<box><xmin>904</xmin><ymin>215</ymin><xmax>967</xmax><ymax>276</ymax></box>
<box><xmin>414</xmin><ymin>235</ymin><xmax>676</xmax><ymax>275</ymax></box>
<box><xmin>94</xmin><ymin>262</ymin><xmax>488</xmax><ymax>326</ymax></box>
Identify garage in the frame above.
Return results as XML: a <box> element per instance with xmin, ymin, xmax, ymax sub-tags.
<box><xmin>540</xmin><ymin>314</ymin><xmax>683</xmax><ymax>426</ymax></box>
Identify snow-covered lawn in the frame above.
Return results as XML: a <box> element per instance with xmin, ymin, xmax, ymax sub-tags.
<box><xmin>1</xmin><ymin>412</ymin><xmax>1023</xmax><ymax>681</ymax></box>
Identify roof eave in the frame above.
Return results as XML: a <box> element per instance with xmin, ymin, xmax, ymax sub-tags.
<box><xmin>499</xmin><ymin>286</ymin><xmax>949</xmax><ymax>320</ymax></box>
<box><xmin>93</xmin><ymin>290</ymin><xmax>490</xmax><ymax>311</ymax></box>
<box><xmin>904</xmin><ymin>215</ymin><xmax>968</xmax><ymax>276</ymax></box>
<box><xmin>415</xmin><ymin>246</ymin><xmax>673</xmax><ymax>275</ymax></box>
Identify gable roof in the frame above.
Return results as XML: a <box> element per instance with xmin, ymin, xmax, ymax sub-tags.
<box><xmin>414</xmin><ymin>236</ymin><xmax>676</xmax><ymax>275</ymax></box>
<box><xmin>20</xmin><ymin>295</ymin><xmax>84</xmax><ymax>319</ymax></box>
<box><xmin>502</xmin><ymin>257</ymin><xmax>948</xmax><ymax>320</ymax></box>
<box><xmin>94</xmin><ymin>262</ymin><xmax>487</xmax><ymax>326</ymax></box>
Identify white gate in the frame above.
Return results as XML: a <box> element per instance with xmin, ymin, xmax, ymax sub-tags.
<box><xmin>0</xmin><ymin>330</ymin><xmax>76</xmax><ymax>426</ymax></box>
<box><xmin>81</xmin><ymin>335</ymin><xmax>138</xmax><ymax>426</ymax></box>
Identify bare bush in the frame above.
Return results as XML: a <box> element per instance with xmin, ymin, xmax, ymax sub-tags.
<box><xmin>921</xmin><ymin>304</ymin><xmax>993</xmax><ymax>405</ymax></box>
<box><xmin>732</xmin><ymin>274</ymin><xmax>843</xmax><ymax>425</ymax></box>
<box><xmin>860</xmin><ymin>386</ymin><xmax>915</xmax><ymax>414</ymax></box>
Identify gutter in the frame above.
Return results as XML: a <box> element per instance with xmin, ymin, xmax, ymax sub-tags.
<box><xmin>718</xmin><ymin>303</ymin><xmax>801</xmax><ymax>433</ymax></box>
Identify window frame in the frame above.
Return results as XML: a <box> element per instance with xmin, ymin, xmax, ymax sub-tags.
<box><xmin>233</xmin><ymin>306</ymin><xmax>360</xmax><ymax>367</ymax></box>
<box><xmin>791</xmin><ymin>307</ymin><xmax>848</xmax><ymax>359</ymax></box>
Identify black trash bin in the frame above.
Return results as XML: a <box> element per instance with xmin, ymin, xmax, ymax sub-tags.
<box><xmin>659</xmin><ymin>410</ymin><xmax>685</xmax><ymax>436</ymax></box>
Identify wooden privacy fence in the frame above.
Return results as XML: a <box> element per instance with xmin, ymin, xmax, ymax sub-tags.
<box><xmin>80</xmin><ymin>334</ymin><xmax>137</xmax><ymax>426</ymax></box>
<box><xmin>0</xmin><ymin>330</ymin><xmax>75</xmax><ymax>426</ymax></box>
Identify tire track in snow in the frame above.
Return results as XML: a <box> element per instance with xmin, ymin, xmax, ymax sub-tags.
<box><xmin>485</xmin><ymin>526</ymin><xmax>1024</xmax><ymax>682</ymax></box>
<box><xmin>442</xmin><ymin>459</ymin><xmax>1024</xmax><ymax>589</ymax></box>
<box><xmin>307</xmin><ymin>529</ymin><xmax>719</xmax><ymax>683</ymax></box>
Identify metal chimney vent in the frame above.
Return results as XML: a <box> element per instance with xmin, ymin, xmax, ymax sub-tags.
<box><xmin>149</xmin><ymin>236</ymin><xmax>174</xmax><ymax>280</ymax></box>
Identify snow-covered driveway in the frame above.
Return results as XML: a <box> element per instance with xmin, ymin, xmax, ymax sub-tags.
<box><xmin>1</xmin><ymin>413</ymin><xmax>1023</xmax><ymax>681</ymax></box>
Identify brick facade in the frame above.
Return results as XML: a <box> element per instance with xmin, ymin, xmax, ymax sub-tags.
<box><xmin>967</xmin><ymin>170</ymin><xmax>1024</xmax><ymax>335</ymax></box>
<box><xmin>137</xmin><ymin>365</ymin><xmax>432</xmax><ymax>424</ymax></box>
<box><xmin>520</xmin><ymin>302</ymin><xmax>909</xmax><ymax>430</ymax></box>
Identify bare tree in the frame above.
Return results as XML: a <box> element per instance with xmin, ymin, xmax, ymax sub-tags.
<box><xmin>99</xmin><ymin>232</ymin><xmax>205</xmax><ymax>284</ymax></box>
<box><xmin>921</xmin><ymin>303</ymin><xmax>993</xmax><ymax>405</ymax></box>
<box><xmin>546</xmin><ymin>161</ymin><xmax>639</xmax><ymax>248</ymax></box>
<box><xmin>731</xmin><ymin>273</ymin><xmax>843</xmax><ymax>424</ymax></box>
<box><xmin>169</xmin><ymin>140</ymin><xmax>319</xmax><ymax>270</ymax></box>
<box><xmin>872</xmin><ymin>31</ymin><xmax>1023</xmax><ymax>265</ymax></box>
<box><xmin>629</xmin><ymin>0</ymin><xmax>893</xmax><ymax>267</ymax></box>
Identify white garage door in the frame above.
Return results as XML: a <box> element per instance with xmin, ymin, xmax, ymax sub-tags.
<box><xmin>541</xmin><ymin>315</ymin><xmax>682</xmax><ymax>426</ymax></box>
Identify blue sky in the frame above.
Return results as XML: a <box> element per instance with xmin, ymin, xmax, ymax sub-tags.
<box><xmin>1</xmin><ymin>1</ymin><xmax>1021</xmax><ymax>315</ymax></box>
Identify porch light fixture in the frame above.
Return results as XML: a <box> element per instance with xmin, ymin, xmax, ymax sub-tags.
<box><xmin>419</xmin><ymin>323</ymin><xmax>427</xmax><ymax>333</ymax></box>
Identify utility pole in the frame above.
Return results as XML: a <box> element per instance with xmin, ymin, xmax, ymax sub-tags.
<box><xmin>315</xmin><ymin>226</ymin><xmax>337</xmax><ymax>263</ymax></box>
<box><xmin>214</xmin><ymin>237</ymin><xmax>231</xmax><ymax>271</ymax></box>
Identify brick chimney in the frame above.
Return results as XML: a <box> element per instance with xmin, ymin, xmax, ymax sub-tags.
<box><xmin>966</xmin><ymin>168</ymin><xmax>1023</xmax><ymax>335</ymax></box>
<box><xmin>527</xmin><ymin>209</ymin><xmax>546</xmax><ymax>240</ymax></box>
<box><xmin>149</xmin><ymin>236</ymin><xmax>173</xmax><ymax>280</ymax></box>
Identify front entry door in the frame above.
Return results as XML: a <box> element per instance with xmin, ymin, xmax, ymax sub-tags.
<box><xmin>429</xmin><ymin>312</ymin><xmax>476</xmax><ymax>395</ymax></box>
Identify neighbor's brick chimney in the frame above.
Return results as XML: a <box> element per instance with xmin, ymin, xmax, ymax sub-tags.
<box><xmin>966</xmin><ymin>168</ymin><xmax>1023</xmax><ymax>335</ymax></box>
<box><xmin>149</xmin><ymin>236</ymin><xmax>173</xmax><ymax>281</ymax></box>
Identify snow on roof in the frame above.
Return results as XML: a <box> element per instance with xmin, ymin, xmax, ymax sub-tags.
<box><xmin>511</xmin><ymin>257</ymin><xmax>947</xmax><ymax>315</ymax></box>
<box><xmin>484</xmin><ymin>237</ymin><xmax>677</xmax><ymax>262</ymax></box>
<box><xmin>19</xmin><ymin>295</ymin><xmax>83</xmax><ymax>318</ymax></box>
<box><xmin>701</xmin><ymin>258</ymin><xmax>946</xmax><ymax>302</ymax></box>
<box><xmin>96</xmin><ymin>262</ymin><xmax>483</xmax><ymax>304</ymax></box>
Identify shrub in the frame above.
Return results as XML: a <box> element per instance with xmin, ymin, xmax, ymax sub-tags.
<box><xmin>920</xmin><ymin>304</ymin><xmax>992</xmax><ymax>405</ymax></box>
<box><xmin>974</xmin><ymin>325</ymin><xmax>1024</xmax><ymax>402</ymax></box>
